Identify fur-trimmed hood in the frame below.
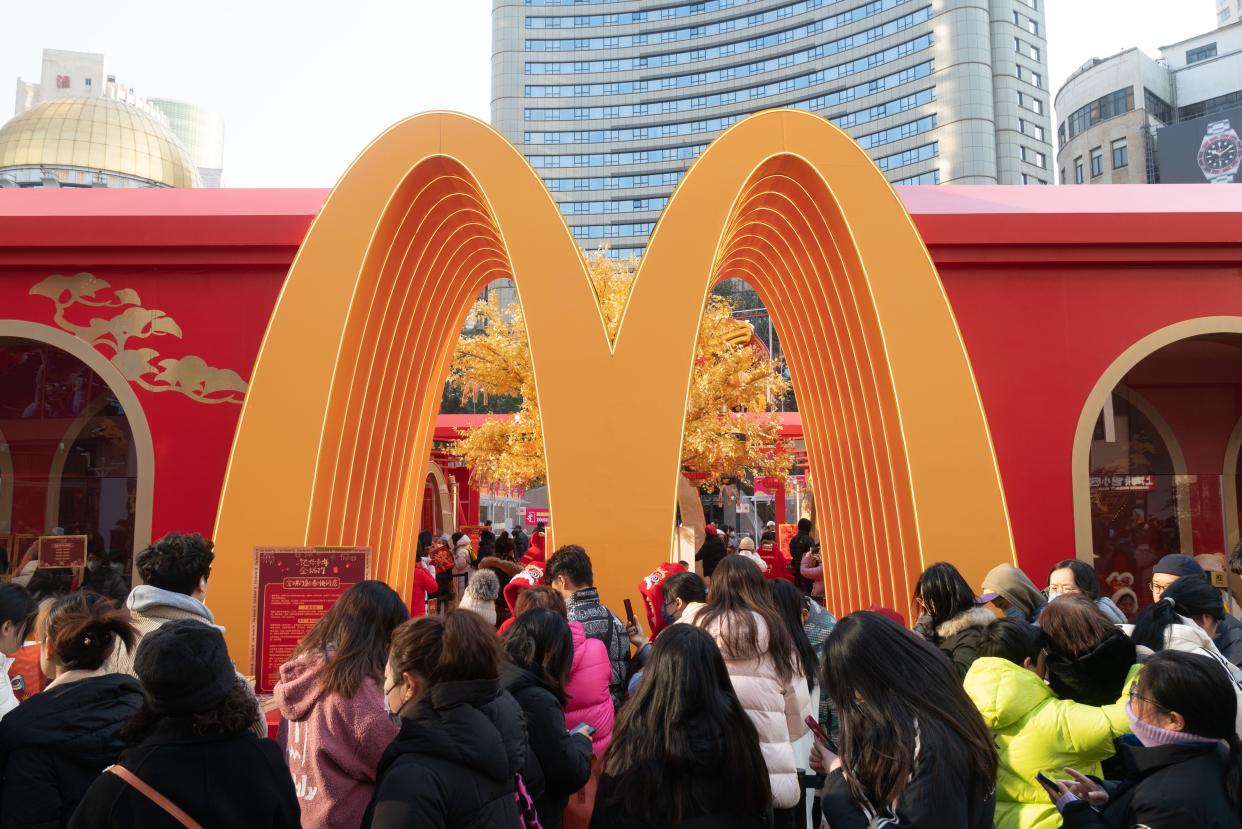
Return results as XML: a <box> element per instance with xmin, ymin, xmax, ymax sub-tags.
<box><xmin>936</xmin><ymin>606</ymin><xmax>995</xmax><ymax>640</ymax></box>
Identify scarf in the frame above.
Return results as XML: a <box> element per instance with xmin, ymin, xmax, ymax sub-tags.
<box><xmin>1126</xmin><ymin>701</ymin><xmax>1218</xmax><ymax>747</ymax></box>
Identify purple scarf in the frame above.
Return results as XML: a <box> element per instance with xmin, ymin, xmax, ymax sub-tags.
<box><xmin>1126</xmin><ymin>702</ymin><xmax>1218</xmax><ymax>747</ymax></box>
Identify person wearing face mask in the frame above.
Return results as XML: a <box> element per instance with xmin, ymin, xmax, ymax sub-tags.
<box><xmin>1046</xmin><ymin>650</ymin><xmax>1242</xmax><ymax>828</ymax></box>
<box><xmin>0</xmin><ymin>584</ymin><xmax>37</xmax><ymax>719</ymax></box>
<box><xmin>625</xmin><ymin>572</ymin><xmax>706</xmax><ymax>693</ymax></box>
<box><xmin>364</xmin><ymin>611</ymin><xmax>528</xmax><ymax>829</ymax></box>
<box><xmin>964</xmin><ymin>618</ymin><xmax>1138</xmax><ymax>829</ymax></box>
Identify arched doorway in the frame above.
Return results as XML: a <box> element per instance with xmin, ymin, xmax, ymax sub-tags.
<box><xmin>1075</xmin><ymin>319</ymin><xmax>1242</xmax><ymax>617</ymax></box>
<box><xmin>0</xmin><ymin>322</ymin><xmax>154</xmax><ymax>576</ymax></box>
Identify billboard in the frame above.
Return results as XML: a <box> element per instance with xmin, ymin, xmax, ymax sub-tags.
<box><xmin>1156</xmin><ymin>107</ymin><xmax>1242</xmax><ymax>183</ymax></box>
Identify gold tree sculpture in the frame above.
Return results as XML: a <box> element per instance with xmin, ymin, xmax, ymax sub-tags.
<box><xmin>449</xmin><ymin>251</ymin><xmax>793</xmax><ymax>491</ymax></box>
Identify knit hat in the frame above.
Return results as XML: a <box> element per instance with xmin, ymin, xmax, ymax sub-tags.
<box><xmin>504</xmin><ymin>565</ymin><xmax>543</xmax><ymax>612</ymax></box>
<box><xmin>1153</xmin><ymin>554</ymin><xmax>1206</xmax><ymax>580</ymax></box>
<box><xmin>459</xmin><ymin>569</ymin><xmax>499</xmax><ymax>627</ymax></box>
<box><xmin>134</xmin><ymin>619</ymin><xmax>237</xmax><ymax>714</ymax></box>
<box><xmin>738</xmin><ymin>537</ymin><xmax>755</xmax><ymax>552</ymax></box>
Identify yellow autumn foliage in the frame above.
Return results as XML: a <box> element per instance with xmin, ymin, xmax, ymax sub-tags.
<box><xmin>449</xmin><ymin>251</ymin><xmax>792</xmax><ymax>491</ymax></box>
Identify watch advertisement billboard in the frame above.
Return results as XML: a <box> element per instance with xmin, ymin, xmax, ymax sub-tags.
<box><xmin>251</xmin><ymin>546</ymin><xmax>371</xmax><ymax>694</ymax></box>
<box><xmin>1156</xmin><ymin>106</ymin><xmax>1242</xmax><ymax>183</ymax></box>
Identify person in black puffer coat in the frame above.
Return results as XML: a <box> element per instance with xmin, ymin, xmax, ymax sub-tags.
<box><xmin>501</xmin><ymin>609</ymin><xmax>593</xmax><ymax>829</ymax></box>
<box><xmin>364</xmin><ymin>611</ymin><xmax>527</xmax><ymax>829</ymax></box>
<box><xmin>1047</xmin><ymin>650</ymin><xmax>1242</xmax><ymax>828</ymax></box>
<box><xmin>915</xmin><ymin>562</ymin><xmax>994</xmax><ymax>680</ymax></box>
<box><xmin>1041</xmin><ymin>593</ymin><xmax>1137</xmax><ymax>706</ymax></box>
<box><xmin>68</xmin><ymin>621</ymin><xmax>300</xmax><ymax>828</ymax></box>
<box><xmin>0</xmin><ymin>592</ymin><xmax>141</xmax><ymax>829</ymax></box>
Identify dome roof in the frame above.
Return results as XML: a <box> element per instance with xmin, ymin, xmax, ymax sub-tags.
<box><xmin>0</xmin><ymin>97</ymin><xmax>200</xmax><ymax>187</ymax></box>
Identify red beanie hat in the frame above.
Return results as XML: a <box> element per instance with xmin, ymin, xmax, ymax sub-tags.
<box><xmin>503</xmin><ymin>565</ymin><xmax>543</xmax><ymax>612</ymax></box>
<box><xmin>639</xmin><ymin>561</ymin><xmax>688</xmax><ymax>636</ymax></box>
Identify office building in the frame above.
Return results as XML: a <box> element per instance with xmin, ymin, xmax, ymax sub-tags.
<box><xmin>493</xmin><ymin>0</ymin><xmax>1056</xmax><ymax>258</ymax></box>
<box><xmin>1220</xmin><ymin>0</ymin><xmax>1240</xmax><ymax>27</ymax></box>
<box><xmin>1054</xmin><ymin>20</ymin><xmax>1242</xmax><ymax>185</ymax></box>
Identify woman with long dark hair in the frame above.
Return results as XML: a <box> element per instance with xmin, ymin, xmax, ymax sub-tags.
<box><xmin>684</xmin><ymin>555</ymin><xmax>810</xmax><ymax>824</ymax></box>
<box><xmin>502</xmin><ymin>608</ymin><xmax>592</xmax><ymax>829</ymax></box>
<box><xmin>1048</xmin><ymin>650</ymin><xmax>1242</xmax><ymax>828</ymax></box>
<box><xmin>0</xmin><ymin>592</ymin><xmax>141</xmax><ymax>827</ymax></box>
<box><xmin>914</xmin><ymin>561</ymin><xmax>994</xmax><ymax>679</ymax></box>
<box><xmin>363</xmin><ymin>611</ymin><xmax>528</xmax><ymax>828</ymax></box>
<box><xmin>0</xmin><ymin>584</ymin><xmax>37</xmax><ymax>719</ymax></box>
<box><xmin>1041</xmin><ymin>593</ymin><xmax>1137</xmax><ymax>706</ymax></box>
<box><xmin>820</xmin><ymin>611</ymin><xmax>998</xmax><ymax>828</ymax></box>
<box><xmin>592</xmin><ymin>624</ymin><xmax>769</xmax><ymax>828</ymax></box>
<box><xmin>69</xmin><ymin>621</ymin><xmax>300</xmax><ymax>828</ymax></box>
<box><xmin>1046</xmin><ymin>559</ymin><xmax>1128</xmax><ymax>623</ymax></box>
<box><xmin>275</xmin><ymin>580</ymin><xmax>409</xmax><ymax>828</ymax></box>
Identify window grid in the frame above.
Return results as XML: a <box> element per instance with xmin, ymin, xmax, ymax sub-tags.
<box><xmin>1111</xmin><ymin>139</ymin><xmax>1128</xmax><ymax>169</ymax></box>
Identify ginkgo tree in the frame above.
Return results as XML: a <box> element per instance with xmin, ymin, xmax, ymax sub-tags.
<box><xmin>448</xmin><ymin>251</ymin><xmax>793</xmax><ymax>492</ymax></box>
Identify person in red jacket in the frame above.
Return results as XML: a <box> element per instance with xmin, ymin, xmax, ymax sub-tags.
<box><xmin>522</xmin><ymin>524</ymin><xmax>548</xmax><ymax>566</ymax></box>
<box><xmin>275</xmin><ymin>581</ymin><xmax>409</xmax><ymax>828</ymax></box>
<box><xmin>408</xmin><ymin>532</ymin><xmax>439</xmax><ymax>617</ymax></box>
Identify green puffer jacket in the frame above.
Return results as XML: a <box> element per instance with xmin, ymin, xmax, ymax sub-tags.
<box><xmin>963</xmin><ymin>657</ymin><xmax>1140</xmax><ymax>829</ymax></box>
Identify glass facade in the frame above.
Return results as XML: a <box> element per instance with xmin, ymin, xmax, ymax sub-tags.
<box><xmin>494</xmin><ymin>0</ymin><xmax>1052</xmax><ymax>254</ymax></box>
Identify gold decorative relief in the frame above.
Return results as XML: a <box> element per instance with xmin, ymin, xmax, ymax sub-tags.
<box><xmin>30</xmin><ymin>272</ymin><xmax>248</xmax><ymax>405</ymax></box>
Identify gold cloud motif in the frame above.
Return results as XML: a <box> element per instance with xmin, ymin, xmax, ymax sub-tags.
<box><xmin>29</xmin><ymin>272</ymin><xmax>247</xmax><ymax>405</ymax></box>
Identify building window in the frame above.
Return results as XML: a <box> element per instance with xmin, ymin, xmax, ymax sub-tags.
<box><xmin>1074</xmin><ymin>157</ymin><xmax>1084</xmax><ymax>183</ymax></box>
<box><xmin>1144</xmin><ymin>88</ymin><xmax>1174</xmax><ymax>125</ymax></box>
<box><xmin>1186</xmin><ymin>43</ymin><xmax>1218</xmax><ymax>64</ymax></box>
<box><xmin>1177</xmin><ymin>89</ymin><xmax>1242</xmax><ymax>122</ymax></box>
<box><xmin>1021</xmin><ymin>146</ymin><xmax>1047</xmax><ymax>169</ymax></box>
<box><xmin>1014</xmin><ymin>38</ymin><xmax>1041</xmax><ymax>61</ymax></box>
<box><xmin>1013</xmin><ymin>11</ymin><xmax>1039</xmax><ymax>34</ymax></box>
<box><xmin>1111</xmin><ymin>139</ymin><xmax>1128</xmax><ymax>169</ymax></box>
<box><xmin>1021</xmin><ymin>173</ymin><xmax>1046</xmax><ymax>184</ymax></box>
<box><xmin>1017</xmin><ymin>65</ymin><xmax>1043</xmax><ymax>89</ymax></box>
<box><xmin>1018</xmin><ymin>92</ymin><xmax>1044</xmax><ymax>115</ymax></box>
<box><xmin>1060</xmin><ymin>167</ymin><xmax>1066</xmax><ymax>184</ymax></box>
<box><xmin>1020</xmin><ymin>118</ymin><xmax>1046</xmax><ymax>142</ymax></box>
<box><xmin>1090</xmin><ymin>148</ymin><xmax>1104</xmax><ymax>177</ymax></box>
<box><xmin>1065</xmin><ymin>87</ymin><xmax>1134</xmax><ymax>140</ymax></box>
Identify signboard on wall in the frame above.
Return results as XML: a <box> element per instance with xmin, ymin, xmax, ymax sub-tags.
<box><xmin>251</xmin><ymin>547</ymin><xmax>370</xmax><ymax>694</ymax></box>
<box><xmin>38</xmin><ymin>535</ymin><xmax>88</xmax><ymax>568</ymax></box>
<box><xmin>1156</xmin><ymin>106</ymin><xmax>1242</xmax><ymax>183</ymax></box>
<box><xmin>523</xmin><ymin>508</ymin><xmax>550</xmax><ymax>526</ymax></box>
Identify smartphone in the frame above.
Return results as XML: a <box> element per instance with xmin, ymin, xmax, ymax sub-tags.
<box><xmin>804</xmin><ymin>715</ymin><xmax>835</xmax><ymax>752</ymax></box>
<box><xmin>1035</xmin><ymin>771</ymin><xmax>1058</xmax><ymax>791</ymax></box>
<box><xmin>571</xmin><ymin>722</ymin><xmax>597</xmax><ymax>737</ymax></box>
<box><xmin>623</xmin><ymin>598</ymin><xmax>636</xmax><ymax>625</ymax></box>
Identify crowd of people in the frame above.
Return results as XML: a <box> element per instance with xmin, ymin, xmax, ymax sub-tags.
<box><xmin>0</xmin><ymin>521</ymin><xmax>1239</xmax><ymax>828</ymax></box>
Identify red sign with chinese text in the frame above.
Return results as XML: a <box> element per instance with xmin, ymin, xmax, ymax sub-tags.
<box><xmin>523</xmin><ymin>508</ymin><xmax>550</xmax><ymax>527</ymax></box>
<box><xmin>251</xmin><ymin>547</ymin><xmax>370</xmax><ymax>694</ymax></box>
<box><xmin>38</xmin><ymin>535</ymin><xmax>88</xmax><ymax>569</ymax></box>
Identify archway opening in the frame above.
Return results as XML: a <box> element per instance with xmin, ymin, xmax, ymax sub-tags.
<box><xmin>0</xmin><ymin>336</ymin><xmax>138</xmax><ymax>581</ymax></box>
<box><xmin>1081</xmin><ymin>333</ymin><xmax>1242</xmax><ymax>618</ymax></box>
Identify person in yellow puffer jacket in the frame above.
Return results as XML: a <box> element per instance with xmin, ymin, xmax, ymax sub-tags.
<box><xmin>964</xmin><ymin>618</ymin><xmax>1140</xmax><ymax>829</ymax></box>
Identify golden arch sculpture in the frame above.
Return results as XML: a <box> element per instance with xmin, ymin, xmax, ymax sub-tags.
<box><xmin>214</xmin><ymin>110</ymin><xmax>1013</xmax><ymax>667</ymax></box>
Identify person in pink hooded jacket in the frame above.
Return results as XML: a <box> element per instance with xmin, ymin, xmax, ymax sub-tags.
<box><xmin>274</xmin><ymin>581</ymin><xmax>409</xmax><ymax>829</ymax></box>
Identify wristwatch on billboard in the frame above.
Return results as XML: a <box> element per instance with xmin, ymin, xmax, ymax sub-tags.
<box><xmin>1197</xmin><ymin>119</ymin><xmax>1242</xmax><ymax>183</ymax></box>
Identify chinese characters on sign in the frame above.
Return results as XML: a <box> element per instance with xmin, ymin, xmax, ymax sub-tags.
<box><xmin>38</xmin><ymin>535</ymin><xmax>88</xmax><ymax>569</ymax></box>
<box><xmin>251</xmin><ymin>547</ymin><xmax>371</xmax><ymax>694</ymax></box>
<box><xmin>523</xmin><ymin>508</ymin><xmax>551</xmax><ymax>527</ymax></box>
<box><xmin>1089</xmin><ymin>475</ymin><xmax>1156</xmax><ymax>492</ymax></box>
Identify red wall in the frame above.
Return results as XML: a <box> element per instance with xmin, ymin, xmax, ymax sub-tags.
<box><xmin>1</xmin><ymin>185</ymin><xmax>1240</xmax><ymax>583</ymax></box>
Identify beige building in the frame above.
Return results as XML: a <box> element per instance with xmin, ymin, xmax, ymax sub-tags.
<box><xmin>1054</xmin><ymin>20</ymin><xmax>1242</xmax><ymax>185</ymax></box>
<box><xmin>493</xmin><ymin>0</ymin><xmax>1056</xmax><ymax>257</ymax></box>
<box><xmin>1220</xmin><ymin>0</ymin><xmax>1240</xmax><ymax>27</ymax></box>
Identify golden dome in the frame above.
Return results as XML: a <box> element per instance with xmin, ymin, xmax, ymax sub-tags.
<box><xmin>0</xmin><ymin>97</ymin><xmax>200</xmax><ymax>187</ymax></box>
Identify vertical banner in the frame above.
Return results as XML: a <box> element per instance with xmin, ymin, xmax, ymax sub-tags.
<box><xmin>251</xmin><ymin>547</ymin><xmax>371</xmax><ymax>694</ymax></box>
<box><xmin>777</xmin><ymin>524</ymin><xmax>797</xmax><ymax>559</ymax></box>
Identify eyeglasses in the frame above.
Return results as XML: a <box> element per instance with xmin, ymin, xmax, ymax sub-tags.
<box><xmin>1128</xmin><ymin>685</ymin><xmax>1167</xmax><ymax>712</ymax></box>
<box><xmin>1045</xmin><ymin>585</ymin><xmax>1079</xmax><ymax>597</ymax></box>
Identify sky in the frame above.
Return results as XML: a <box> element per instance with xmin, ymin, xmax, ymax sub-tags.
<box><xmin>0</xmin><ymin>0</ymin><xmax>1219</xmax><ymax>187</ymax></box>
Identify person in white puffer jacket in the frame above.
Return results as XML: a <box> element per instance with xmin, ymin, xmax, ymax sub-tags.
<box><xmin>683</xmin><ymin>555</ymin><xmax>810</xmax><ymax>822</ymax></box>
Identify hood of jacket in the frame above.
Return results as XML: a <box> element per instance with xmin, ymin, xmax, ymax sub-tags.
<box><xmin>963</xmin><ymin>656</ymin><xmax>1053</xmax><ymax>731</ymax></box>
<box><xmin>126</xmin><ymin>584</ymin><xmax>214</xmax><ymax>624</ymax></box>
<box><xmin>274</xmin><ymin>648</ymin><xmax>329</xmax><ymax>721</ymax></box>
<box><xmin>936</xmin><ymin>606</ymin><xmax>995</xmax><ymax>640</ymax></box>
<box><xmin>982</xmin><ymin>564</ymin><xmax>1046</xmax><ymax>618</ymax></box>
<box><xmin>382</xmin><ymin>678</ymin><xmax>525</xmax><ymax>784</ymax></box>
<box><xmin>0</xmin><ymin>673</ymin><xmax>142</xmax><ymax>763</ymax></box>
<box><xmin>1047</xmin><ymin>630</ymin><xmax>1137</xmax><ymax>706</ymax></box>
<box><xmin>499</xmin><ymin>661</ymin><xmax>556</xmax><ymax>702</ymax></box>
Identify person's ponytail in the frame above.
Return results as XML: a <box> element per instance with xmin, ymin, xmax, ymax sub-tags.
<box><xmin>1227</xmin><ymin>733</ymin><xmax>1242</xmax><ymax>816</ymax></box>
<box><xmin>43</xmin><ymin>591</ymin><xmax>136</xmax><ymax>671</ymax></box>
<box><xmin>1132</xmin><ymin>597</ymin><xmax>1180</xmax><ymax>652</ymax></box>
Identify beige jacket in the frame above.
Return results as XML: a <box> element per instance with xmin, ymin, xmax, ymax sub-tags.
<box><xmin>684</xmin><ymin>605</ymin><xmax>811</xmax><ymax>808</ymax></box>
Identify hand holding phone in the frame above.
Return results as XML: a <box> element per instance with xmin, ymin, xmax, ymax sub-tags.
<box><xmin>804</xmin><ymin>715</ymin><xmax>837</xmax><ymax>753</ymax></box>
<box><xmin>571</xmin><ymin>722</ymin><xmax>596</xmax><ymax>738</ymax></box>
<box><xmin>623</xmin><ymin>598</ymin><xmax>636</xmax><ymax>625</ymax></box>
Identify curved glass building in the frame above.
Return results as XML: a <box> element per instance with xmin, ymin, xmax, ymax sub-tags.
<box><xmin>493</xmin><ymin>0</ymin><xmax>1054</xmax><ymax>256</ymax></box>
